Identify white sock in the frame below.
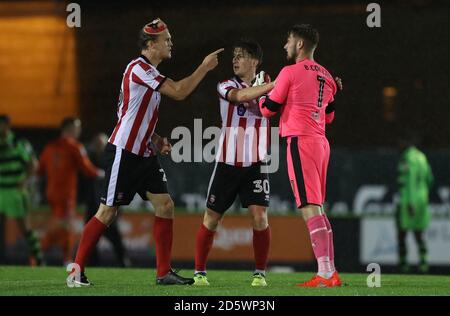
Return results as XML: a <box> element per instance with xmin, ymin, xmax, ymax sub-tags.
<box><xmin>195</xmin><ymin>270</ymin><xmax>207</xmax><ymax>275</ymax></box>
<box><xmin>317</xmin><ymin>256</ymin><xmax>333</xmax><ymax>279</ymax></box>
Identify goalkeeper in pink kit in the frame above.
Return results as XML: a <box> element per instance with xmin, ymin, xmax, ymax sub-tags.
<box><xmin>259</xmin><ymin>24</ymin><xmax>343</xmax><ymax>287</ymax></box>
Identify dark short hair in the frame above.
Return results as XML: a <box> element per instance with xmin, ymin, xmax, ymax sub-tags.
<box><xmin>0</xmin><ymin>114</ymin><xmax>10</xmax><ymax>125</ymax></box>
<box><xmin>61</xmin><ymin>117</ymin><xmax>80</xmax><ymax>130</ymax></box>
<box><xmin>138</xmin><ymin>29</ymin><xmax>159</xmax><ymax>50</ymax></box>
<box><xmin>288</xmin><ymin>24</ymin><xmax>319</xmax><ymax>51</ymax></box>
<box><xmin>232</xmin><ymin>39</ymin><xmax>263</xmax><ymax>66</ymax></box>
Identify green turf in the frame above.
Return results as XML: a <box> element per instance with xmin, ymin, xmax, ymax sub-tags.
<box><xmin>0</xmin><ymin>266</ymin><xmax>449</xmax><ymax>296</ymax></box>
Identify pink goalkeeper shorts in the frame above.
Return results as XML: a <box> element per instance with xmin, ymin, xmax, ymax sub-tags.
<box><xmin>286</xmin><ymin>136</ymin><xmax>330</xmax><ymax>208</ymax></box>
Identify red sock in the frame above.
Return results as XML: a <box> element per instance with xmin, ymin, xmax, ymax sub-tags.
<box><xmin>153</xmin><ymin>216</ymin><xmax>173</xmax><ymax>278</ymax></box>
<box><xmin>306</xmin><ymin>215</ymin><xmax>331</xmax><ymax>274</ymax></box>
<box><xmin>322</xmin><ymin>214</ymin><xmax>335</xmax><ymax>271</ymax></box>
<box><xmin>253</xmin><ymin>226</ymin><xmax>271</xmax><ymax>271</ymax></box>
<box><xmin>195</xmin><ymin>224</ymin><xmax>215</xmax><ymax>272</ymax></box>
<box><xmin>75</xmin><ymin>217</ymin><xmax>107</xmax><ymax>272</ymax></box>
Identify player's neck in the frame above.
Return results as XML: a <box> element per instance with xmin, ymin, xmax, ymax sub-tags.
<box><xmin>296</xmin><ymin>52</ymin><xmax>314</xmax><ymax>63</ymax></box>
<box><xmin>239</xmin><ymin>72</ymin><xmax>255</xmax><ymax>86</ymax></box>
<box><xmin>141</xmin><ymin>50</ymin><xmax>161</xmax><ymax>67</ymax></box>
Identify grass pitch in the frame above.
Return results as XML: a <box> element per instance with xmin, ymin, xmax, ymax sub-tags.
<box><xmin>0</xmin><ymin>266</ymin><xmax>449</xmax><ymax>296</ymax></box>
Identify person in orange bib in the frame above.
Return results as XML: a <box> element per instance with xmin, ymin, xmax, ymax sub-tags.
<box><xmin>38</xmin><ymin>118</ymin><xmax>103</xmax><ymax>265</ymax></box>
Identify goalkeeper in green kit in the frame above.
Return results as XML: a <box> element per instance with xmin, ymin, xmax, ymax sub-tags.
<box><xmin>396</xmin><ymin>135</ymin><xmax>433</xmax><ymax>274</ymax></box>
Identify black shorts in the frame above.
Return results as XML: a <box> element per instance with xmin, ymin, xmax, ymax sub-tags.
<box><xmin>206</xmin><ymin>161</ymin><xmax>270</xmax><ymax>214</ymax></box>
<box><xmin>100</xmin><ymin>143</ymin><xmax>168</xmax><ymax>206</ymax></box>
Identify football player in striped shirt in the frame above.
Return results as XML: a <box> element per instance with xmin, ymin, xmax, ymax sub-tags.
<box><xmin>193</xmin><ymin>39</ymin><xmax>275</xmax><ymax>287</ymax></box>
<box><xmin>71</xmin><ymin>18</ymin><xmax>223</xmax><ymax>286</ymax></box>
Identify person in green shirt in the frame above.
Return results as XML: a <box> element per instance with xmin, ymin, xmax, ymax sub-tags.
<box><xmin>0</xmin><ymin>115</ymin><xmax>42</xmax><ymax>265</ymax></box>
<box><xmin>396</xmin><ymin>134</ymin><xmax>433</xmax><ymax>273</ymax></box>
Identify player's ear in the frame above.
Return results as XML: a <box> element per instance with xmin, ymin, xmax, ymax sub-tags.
<box><xmin>146</xmin><ymin>37</ymin><xmax>159</xmax><ymax>50</ymax></box>
<box><xmin>297</xmin><ymin>39</ymin><xmax>304</xmax><ymax>51</ymax></box>
<box><xmin>147</xmin><ymin>40</ymin><xmax>155</xmax><ymax>50</ymax></box>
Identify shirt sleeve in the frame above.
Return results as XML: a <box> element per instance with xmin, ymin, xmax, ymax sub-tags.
<box><xmin>217</xmin><ymin>80</ymin><xmax>238</xmax><ymax>101</ymax></box>
<box><xmin>132</xmin><ymin>63</ymin><xmax>167</xmax><ymax>91</ymax></box>
<box><xmin>268</xmin><ymin>66</ymin><xmax>291</xmax><ymax>105</ymax></box>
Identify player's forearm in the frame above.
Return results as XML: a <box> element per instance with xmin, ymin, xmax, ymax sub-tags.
<box><xmin>228</xmin><ymin>83</ymin><xmax>274</xmax><ymax>103</ymax></box>
<box><xmin>173</xmin><ymin>64</ymin><xmax>209</xmax><ymax>100</ymax></box>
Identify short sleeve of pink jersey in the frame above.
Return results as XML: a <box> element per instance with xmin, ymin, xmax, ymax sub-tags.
<box><xmin>132</xmin><ymin>64</ymin><xmax>166</xmax><ymax>91</ymax></box>
<box><xmin>327</xmin><ymin>76</ymin><xmax>338</xmax><ymax>104</ymax></box>
<box><xmin>217</xmin><ymin>80</ymin><xmax>238</xmax><ymax>100</ymax></box>
<box><xmin>268</xmin><ymin>66</ymin><xmax>291</xmax><ymax>104</ymax></box>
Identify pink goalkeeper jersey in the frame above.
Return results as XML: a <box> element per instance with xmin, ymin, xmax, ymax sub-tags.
<box><xmin>269</xmin><ymin>59</ymin><xmax>337</xmax><ymax>138</ymax></box>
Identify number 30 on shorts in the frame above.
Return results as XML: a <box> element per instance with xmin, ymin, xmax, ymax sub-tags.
<box><xmin>253</xmin><ymin>179</ymin><xmax>270</xmax><ymax>194</ymax></box>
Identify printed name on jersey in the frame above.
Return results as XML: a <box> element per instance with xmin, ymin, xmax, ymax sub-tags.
<box><xmin>304</xmin><ymin>64</ymin><xmax>331</xmax><ymax>78</ymax></box>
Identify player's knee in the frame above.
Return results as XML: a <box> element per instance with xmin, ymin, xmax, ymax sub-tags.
<box><xmin>250</xmin><ymin>206</ymin><xmax>268</xmax><ymax>230</ymax></box>
<box><xmin>203</xmin><ymin>216</ymin><xmax>220</xmax><ymax>231</ymax></box>
<box><xmin>155</xmin><ymin>196</ymin><xmax>174</xmax><ymax>218</ymax></box>
<box><xmin>252</xmin><ymin>212</ymin><xmax>268</xmax><ymax>230</ymax></box>
<box><xmin>96</xmin><ymin>205</ymin><xmax>118</xmax><ymax>225</ymax></box>
<box><xmin>203</xmin><ymin>209</ymin><xmax>222</xmax><ymax>231</ymax></box>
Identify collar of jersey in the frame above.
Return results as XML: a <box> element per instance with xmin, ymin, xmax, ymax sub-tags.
<box><xmin>140</xmin><ymin>54</ymin><xmax>153</xmax><ymax>66</ymax></box>
<box><xmin>233</xmin><ymin>76</ymin><xmax>249</xmax><ymax>87</ymax></box>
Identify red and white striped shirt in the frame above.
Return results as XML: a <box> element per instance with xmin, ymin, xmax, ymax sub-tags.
<box><xmin>109</xmin><ymin>56</ymin><xmax>166</xmax><ymax>156</ymax></box>
<box><xmin>216</xmin><ymin>77</ymin><xmax>270</xmax><ymax>167</ymax></box>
